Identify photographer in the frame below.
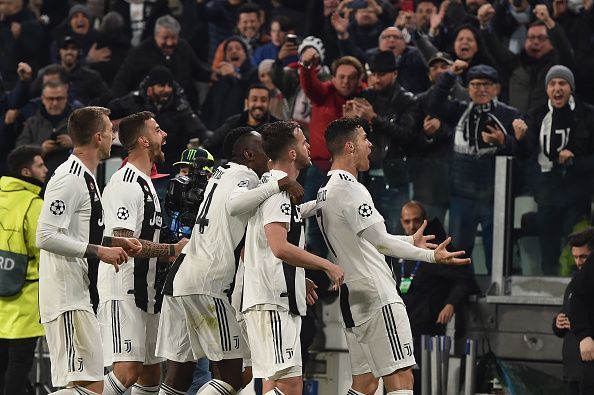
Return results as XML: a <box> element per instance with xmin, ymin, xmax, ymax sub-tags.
<box><xmin>428</xmin><ymin>61</ymin><xmax>524</xmax><ymax>273</ymax></box>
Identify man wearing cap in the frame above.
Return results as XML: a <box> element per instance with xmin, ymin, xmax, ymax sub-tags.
<box><xmin>56</xmin><ymin>36</ymin><xmax>111</xmax><ymax>106</ymax></box>
<box><xmin>173</xmin><ymin>148</ymin><xmax>215</xmax><ymax>177</ymax></box>
<box><xmin>408</xmin><ymin>52</ymin><xmax>467</xmax><ymax>224</ymax></box>
<box><xmin>518</xmin><ymin>65</ymin><xmax>594</xmax><ymax>275</ymax></box>
<box><xmin>109</xmin><ymin>65</ymin><xmax>208</xmax><ymax>174</ymax></box>
<box><xmin>343</xmin><ymin>50</ymin><xmax>421</xmax><ymax>232</ymax></box>
<box><xmin>428</xmin><ymin>60</ymin><xmax>525</xmax><ymax>273</ymax></box>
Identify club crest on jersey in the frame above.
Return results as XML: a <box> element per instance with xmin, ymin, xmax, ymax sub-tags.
<box><xmin>49</xmin><ymin>200</ymin><xmax>65</xmax><ymax>216</ymax></box>
<box><xmin>117</xmin><ymin>207</ymin><xmax>130</xmax><ymax>220</ymax></box>
<box><xmin>280</xmin><ymin>203</ymin><xmax>291</xmax><ymax>216</ymax></box>
<box><xmin>358</xmin><ymin>203</ymin><xmax>373</xmax><ymax>218</ymax></box>
<box><xmin>149</xmin><ymin>212</ymin><xmax>162</xmax><ymax>227</ymax></box>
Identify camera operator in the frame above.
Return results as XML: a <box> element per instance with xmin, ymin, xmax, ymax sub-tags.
<box><xmin>98</xmin><ymin>111</ymin><xmax>188</xmax><ymax>395</ymax></box>
<box><xmin>156</xmin><ymin>127</ymin><xmax>303</xmax><ymax>394</ymax></box>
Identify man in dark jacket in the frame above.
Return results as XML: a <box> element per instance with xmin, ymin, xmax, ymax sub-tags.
<box><xmin>344</xmin><ymin>50</ymin><xmax>421</xmax><ymax>232</ymax></box>
<box><xmin>15</xmin><ymin>80</ymin><xmax>74</xmax><ymax>176</ymax></box>
<box><xmin>111</xmin><ymin>15</ymin><xmax>212</xmax><ymax>111</ymax></box>
<box><xmin>397</xmin><ymin>201</ymin><xmax>476</xmax><ymax>394</ymax></box>
<box><xmin>553</xmin><ymin>228</ymin><xmax>594</xmax><ymax>394</ymax></box>
<box><xmin>428</xmin><ymin>61</ymin><xmax>523</xmax><ymax>273</ymax></box>
<box><xmin>203</xmin><ymin>84</ymin><xmax>280</xmax><ymax>159</ymax></box>
<box><xmin>518</xmin><ymin>66</ymin><xmax>594</xmax><ymax>275</ymax></box>
<box><xmin>109</xmin><ymin>66</ymin><xmax>208</xmax><ymax>174</ymax></box>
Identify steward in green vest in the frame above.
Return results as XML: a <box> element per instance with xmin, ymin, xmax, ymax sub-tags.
<box><xmin>0</xmin><ymin>145</ymin><xmax>47</xmax><ymax>394</ymax></box>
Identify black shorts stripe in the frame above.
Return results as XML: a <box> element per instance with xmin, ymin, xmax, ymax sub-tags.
<box><xmin>209</xmin><ymin>380</ymin><xmax>232</xmax><ymax>394</ymax></box>
<box><xmin>339</xmin><ymin>284</ymin><xmax>356</xmax><ymax>328</ymax></box>
<box><xmin>112</xmin><ymin>301</ymin><xmax>122</xmax><ymax>353</ymax></box>
<box><xmin>66</xmin><ymin>312</ymin><xmax>76</xmax><ymax>372</ymax></box>
<box><xmin>382</xmin><ymin>306</ymin><xmax>401</xmax><ymax>361</ymax></box>
<box><xmin>214</xmin><ymin>298</ymin><xmax>231</xmax><ymax>352</ymax></box>
<box><xmin>270</xmin><ymin>311</ymin><xmax>284</xmax><ymax>364</ymax></box>
<box><xmin>386</xmin><ymin>305</ymin><xmax>405</xmax><ymax>360</ymax></box>
<box><xmin>63</xmin><ymin>313</ymin><xmax>72</xmax><ymax>372</ymax></box>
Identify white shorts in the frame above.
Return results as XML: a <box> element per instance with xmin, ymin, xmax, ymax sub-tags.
<box><xmin>43</xmin><ymin>310</ymin><xmax>104</xmax><ymax>387</ymax></box>
<box><xmin>97</xmin><ymin>300</ymin><xmax>164</xmax><ymax>366</ymax></box>
<box><xmin>155</xmin><ymin>294</ymin><xmax>243</xmax><ymax>362</ymax></box>
<box><xmin>244</xmin><ymin>308</ymin><xmax>302</xmax><ymax>380</ymax></box>
<box><xmin>236</xmin><ymin>312</ymin><xmax>252</xmax><ymax>368</ymax></box>
<box><xmin>345</xmin><ymin>303</ymin><xmax>415</xmax><ymax>378</ymax></box>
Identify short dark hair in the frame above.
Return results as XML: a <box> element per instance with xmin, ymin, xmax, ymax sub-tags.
<box><xmin>331</xmin><ymin>56</ymin><xmax>364</xmax><ymax>78</ymax></box>
<box><xmin>42</xmin><ymin>79</ymin><xmax>68</xmax><ymax>92</ymax></box>
<box><xmin>325</xmin><ymin>117</ymin><xmax>363</xmax><ymax>156</ymax></box>
<box><xmin>529</xmin><ymin>20</ymin><xmax>547</xmax><ymax>29</ymax></box>
<box><xmin>223</xmin><ymin>127</ymin><xmax>256</xmax><ymax>160</ymax></box>
<box><xmin>237</xmin><ymin>3</ymin><xmax>261</xmax><ymax>17</ymax></box>
<box><xmin>271</xmin><ymin>15</ymin><xmax>293</xmax><ymax>32</ymax></box>
<box><xmin>568</xmin><ymin>228</ymin><xmax>594</xmax><ymax>250</ymax></box>
<box><xmin>68</xmin><ymin>106</ymin><xmax>111</xmax><ymax>146</ymax></box>
<box><xmin>7</xmin><ymin>145</ymin><xmax>43</xmax><ymax>177</ymax></box>
<box><xmin>42</xmin><ymin>64</ymin><xmax>69</xmax><ymax>83</ymax></box>
<box><xmin>246</xmin><ymin>83</ymin><xmax>270</xmax><ymax>99</ymax></box>
<box><xmin>118</xmin><ymin>111</ymin><xmax>155</xmax><ymax>150</ymax></box>
<box><xmin>261</xmin><ymin>121</ymin><xmax>300</xmax><ymax>161</ymax></box>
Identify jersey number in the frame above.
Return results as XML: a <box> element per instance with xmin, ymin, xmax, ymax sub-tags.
<box><xmin>195</xmin><ymin>184</ymin><xmax>218</xmax><ymax>234</ymax></box>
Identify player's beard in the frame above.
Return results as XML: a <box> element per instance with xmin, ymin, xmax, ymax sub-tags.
<box><xmin>150</xmin><ymin>140</ymin><xmax>165</xmax><ymax>164</ymax></box>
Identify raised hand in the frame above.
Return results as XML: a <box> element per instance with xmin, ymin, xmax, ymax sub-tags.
<box><xmin>451</xmin><ymin>59</ymin><xmax>468</xmax><ymax>75</ymax></box>
<box><xmin>412</xmin><ymin>219</ymin><xmax>438</xmax><ymax>249</ymax></box>
<box><xmin>433</xmin><ymin>237</ymin><xmax>471</xmax><ymax>265</ymax></box>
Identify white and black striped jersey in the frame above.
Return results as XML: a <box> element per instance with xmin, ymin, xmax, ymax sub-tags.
<box><xmin>315</xmin><ymin>169</ymin><xmax>403</xmax><ymax>328</ymax></box>
<box><xmin>98</xmin><ymin>163</ymin><xmax>164</xmax><ymax>314</ymax></box>
<box><xmin>38</xmin><ymin>155</ymin><xmax>105</xmax><ymax>323</ymax></box>
<box><xmin>242</xmin><ymin>169</ymin><xmax>307</xmax><ymax>316</ymax></box>
<box><xmin>162</xmin><ymin>163</ymin><xmax>260</xmax><ymax>298</ymax></box>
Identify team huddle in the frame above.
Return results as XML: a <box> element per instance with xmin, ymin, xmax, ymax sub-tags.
<box><xmin>37</xmin><ymin>107</ymin><xmax>468</xmax><ymax>395</ymax></box>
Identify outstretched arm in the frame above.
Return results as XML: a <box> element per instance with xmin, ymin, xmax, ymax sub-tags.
<box><xmin>110</xmin><ymin>229</ymin><xmax>186</xmax><ymax>258</ymax></box>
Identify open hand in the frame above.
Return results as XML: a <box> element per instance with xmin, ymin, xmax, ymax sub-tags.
<box><xmin>412</xmin><ymin>219</ymin><xmax>438</xmax><ymax>249</ymax></box>
<box><xmin>436</xmin><ymin>304</ymin><xmax>455</xmax><ymax>324</ymax></box>
<box><xmin>433</xmin><ymin>237</ymin><xmax>471</xmax><ymax>265</ymax></box>
<box><xmin>305</xmin><ymin>278</ymin><xmax>319</xmax><ymax>305</ymax></box>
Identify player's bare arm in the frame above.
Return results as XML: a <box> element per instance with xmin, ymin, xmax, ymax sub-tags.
<box><xmin>111</xmin><ymin>229</ymin><xmax>188</xmax><ymax>258</ymax></box>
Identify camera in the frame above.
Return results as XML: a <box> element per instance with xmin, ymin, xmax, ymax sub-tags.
<box><xmin>164</xmin><ymin>156</ymin><xmax>213</xmax><ymax>240</ymax></box>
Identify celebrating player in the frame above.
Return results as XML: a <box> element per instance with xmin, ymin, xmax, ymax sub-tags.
<box><xmin>36</xmin><ymin>107</ymin><xmax>141</xmax><ymax>395</ymax></box>
<box><xmin>316</xmin><ymin>118</ymin><xmax>470</xmax><ymax>395</ymax></box>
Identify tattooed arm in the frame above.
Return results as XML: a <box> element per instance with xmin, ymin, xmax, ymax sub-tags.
<box><xmin>106</xmin><ymin>229</ymin><xmax>187</xmax><ymax>258</ymax></box>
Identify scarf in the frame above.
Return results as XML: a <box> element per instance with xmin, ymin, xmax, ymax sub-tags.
<box><xmin>538</xmin><ymin>96</ymin><xmax>575</xmax><ymax>172</ymax></box>
<box><xmin>454</xmin><ymin>101</ymin><xmax>502</xmax><ymax>156</ymax></box>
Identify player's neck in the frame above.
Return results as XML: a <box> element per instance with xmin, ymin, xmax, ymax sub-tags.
<box><xmin>270</xmin><ymin>160</ymin><xmax>299</xmax><ymax>180</ymax></box>
<box><xmin>127</xmin><ymin>150</ymin><xmax>153</xmax><ymax>176</ymax></box>
<box><xmin>73</xmin><ymin>147</ymin><xmax>100</xmax><ymax>173</ymax></box>
<box><xmin>330</xmin><ymin>156</ymin><xmax>358</xmax><ymax>178</ymax></box>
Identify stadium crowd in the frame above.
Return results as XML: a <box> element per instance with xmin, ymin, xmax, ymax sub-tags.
<box><xmin>0</xmin><ymin>0</ymin><xmax>594</xmax><ymax>393</ymax></box>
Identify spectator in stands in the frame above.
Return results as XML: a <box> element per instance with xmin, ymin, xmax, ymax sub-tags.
<box><xmin>52</xmin><ymin>4</ymin><xmax>111</xmax><ymax>67</ymax></box>
<box><xmin>258</xmin><ymin>59</ymin><xmax>288</xmax><ymax>120</ymax></box>
<box><xmin>253</xmin><ymin>15</ymin><xmax>294</xmax><ymax>66</ymax></box>
<box><xmin>205</xmin><ymin>0</ymin><xmax>248</xmax><ymax>62</ymax></box>
<box><xmin>413</xmin><ymin>0</ymin><xmax>437</xmax><ymax>34</ymax></box>
<box><xmin>110</xmin><ymin>0</ymin><xmax>170</xmax><ymax>47</ymax></box>
<box><xmin>428</xmin><ymin>62</ymin><xmax>523</xmax><ymax>273</ymax></box>
<box><xmin>204</xmin><ymin>83</ymin><xmax>280</xmax><ymax>158</ymax></box>
<box><xmin>479</xmin><ymin>3</ymin><xmax>574</xmax><ymax>114</ymax></box>
<box><xmin>109</xmin><ymin>66</ymin><xmax>208</xmax><ymax>174</ymax></box>
<box><xmin>211</xmin><ymin>3</ymin><xmax>268</xmax><ymax>68</ymax></box>
<box><xmin>344</xmin><ymin>51</ymin><xmax>421</xmax><ymax>232</ymax></box>
<box><xmin>332</xmin><ymin>19</ymin><xmax>430</xmax><ymax>94</ymax></box>
<box><xmin>52</xmin><ymin>36</ymin><xmax>111</xmax><ymax>106</ymax></box>
<box><xmin>111</xmin><ymin>15</ymin><xmax>212</xmax><ymax>111</ymax></box>
<box><xmin>16</xmin><ymin>80</ymin><xmax>74</xmax><ymax>175</ymax></box>
<box><xmin>300</xmin><ymin>53</ymin><xmax>363</xmax><ymax>257</ymax></box>
<box><xmin>270</xmin><ymin>36</ymin><xmax>331</xmax><ymax>135</ymax></box>
<box><xmin>553</xmin><ymin>228</ymin><xmax>594</xmax><ymax>394</ymax></box>
<box><xmin>410</xmin><ymin>52</ymin><xmax>466</xmax><ymax>225</ymax></box>
<box><xmin>0</xmin><ymin>145</ymin><xmax>47</xmax><ymax>395</ymax></box>
<box><xmin>397</xmin><ymin>200</ymin><xmax>475</xmax><ymax>394</ymax></box>
<box><xmin>336</xmin><ymin>0</ymin><xmax>395</xmax><ymax>52</ymax></box>
<box><xmin>518</xmin><ymin>66</ymin><xmax>594</xmax><ymax>275</ymax></box>
<box><xmin>202</xmin><ymin>36</ymin><xmax>258</xmax><ymax>129</ymax></box>
<box><xmin>0</xmin><ymin>0</ymin><xmax>44</xmax><ymax>86</ymax></box>
<box><xmin>92</xmin><ymin>11</ymin><xmax>132</xmax><ymax>85</ymax></box>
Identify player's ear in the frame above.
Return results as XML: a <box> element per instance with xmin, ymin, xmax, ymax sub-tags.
<box><xmin>289</xmin><ymin>148</ymin><xmax>297</xmax><ymax>161</ymax></box>
<box><xmin>346</xmin><ymin>141</ymin><xmax>354</xmax><ymax>153</ymax></box>
<box><xmin>243</xmin><ymin>148</ymin><xmax>253</xmax><ymax>161</ymax></box>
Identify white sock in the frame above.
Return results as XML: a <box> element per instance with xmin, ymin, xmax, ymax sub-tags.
<box><xmin>158</xmin><ymin>383</ymin><xmax>186</xmax><ymax>395</ymax></box>
<box><xmin>197</xmin><ymin>379</ymin><xmax>236</xmax><ymax>394</ymax></box>
<box><xmin>263</xmin><ymin>389</ymin><xmax>285</xmax><ymax>395</ymax></box>
<box><xmin>132</xmin><ymin>383</ymin><xmax>160</xmax><ymax>394</ymax></box>
<box><xmin>51</xmin><ymin>388</ymin><xmax>94</xmax><ymax>394</ymax></box>
<box><xmin>103</xmin><ymin>371</ymin><xmax>127</xmax><ymax>395</ymax></box>
<box><xmin>386</xmin><ymin>391</ymin><xmax>413</xmax><ymax>395</ymax></box>
<box><xmin>347</xmin><ymin>389</ymin><xmax>365</xmax><ymax>395</ymax></box>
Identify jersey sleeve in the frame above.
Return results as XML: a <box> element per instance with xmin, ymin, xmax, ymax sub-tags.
<box><xmin>342</xmin><ymin>183</ymin><xmax>384</xmax><ymax>235</ymax></box>
<box><xmin>261</xmin><ymin>191</ymin><xmax>292</xmax><ymax>227</ymax></box>
<box><xmin>38</xmin><ymin>173</ymin><xmax>84</xmax><ymax>229</ymax></box>
<box><xmin>103</xmin><ymin>179</ymin><xmax>143</xmax><ymax>234</ymax></box>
